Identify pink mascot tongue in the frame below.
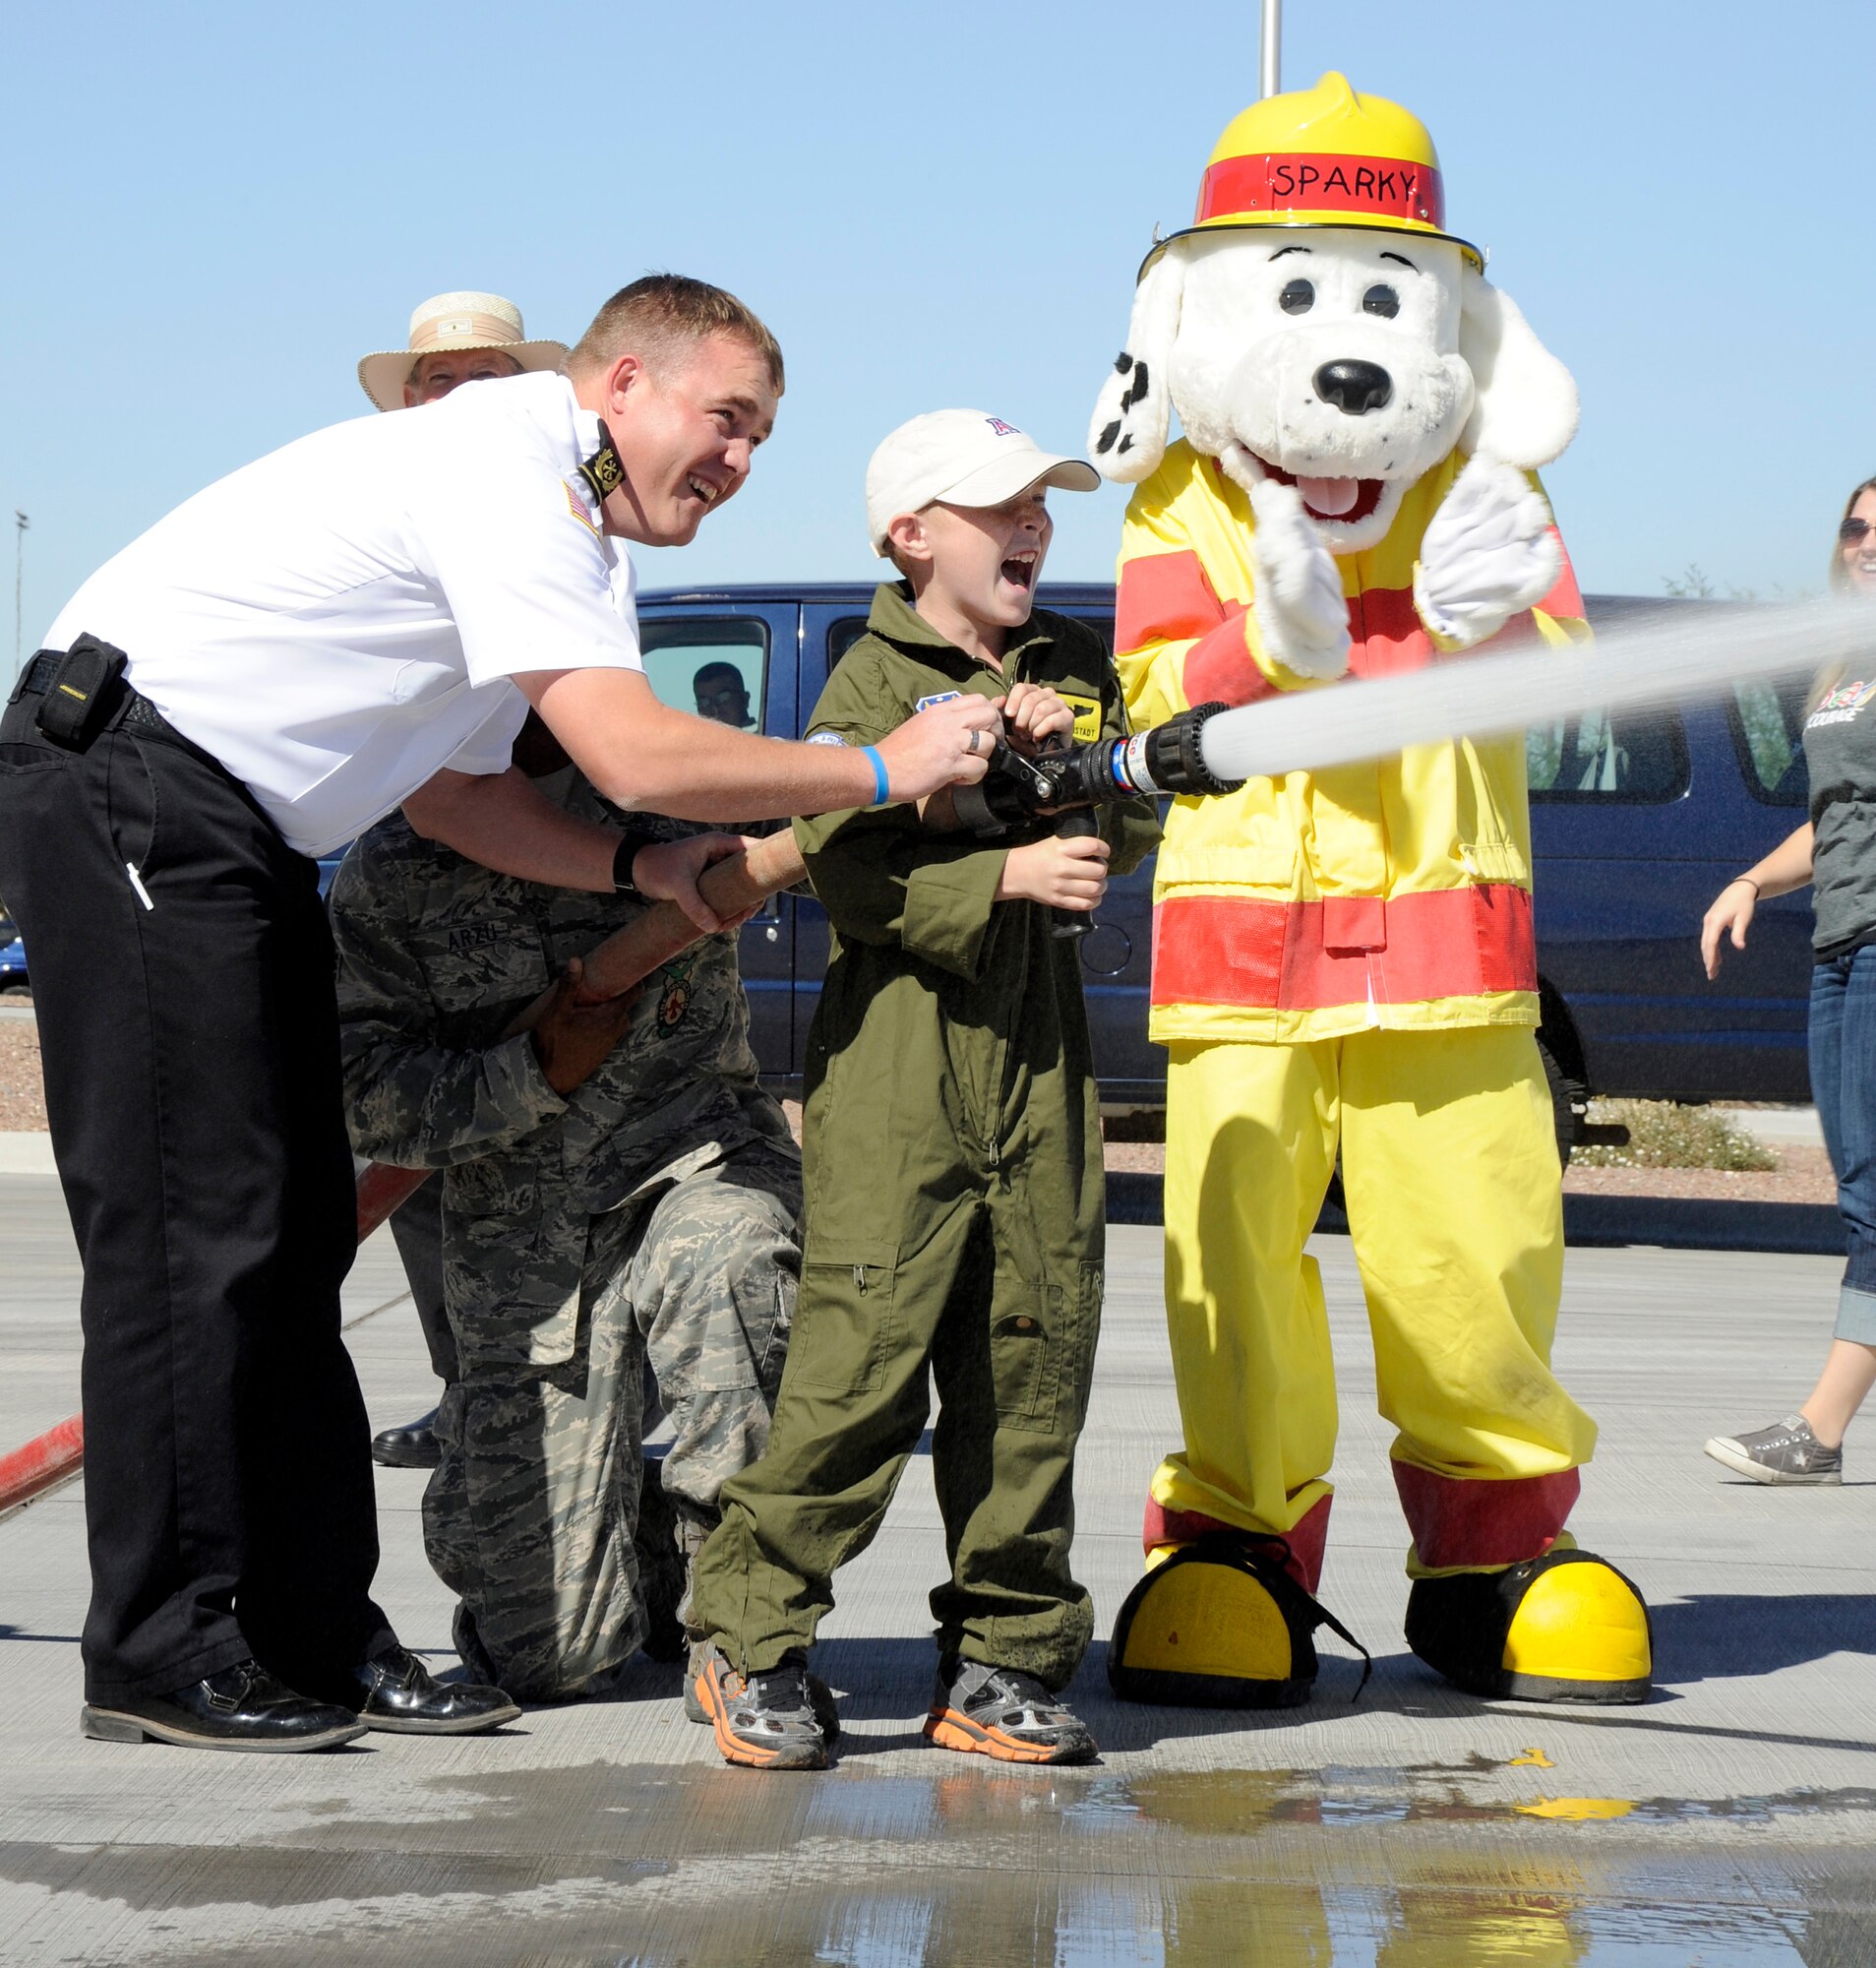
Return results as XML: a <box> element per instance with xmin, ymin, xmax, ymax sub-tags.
<box><xmin>1091</xmin><ymin>71</ymin><xmax>1655</xmax><ymax>1714</ymax></box>
<box><xmin>1296</xmin><ymin>477</ymin><xmax>1358</xmax><ymax>516</ymax></box>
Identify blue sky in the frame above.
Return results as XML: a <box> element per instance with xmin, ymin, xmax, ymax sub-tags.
<box><xmin>5</xmin><ymin>2</ymin><xmax>1867</xmax><ymax>656</ymax></box>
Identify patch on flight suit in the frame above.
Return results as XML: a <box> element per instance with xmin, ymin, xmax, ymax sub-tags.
<box><xmin>1059</xmin><ymin>693</ymin><xmax>1102</xmax><ymax>744</ymax></box>
<box><xmin>916</xmin><ymin>691</ymin><xmax>963</xmax><ymax>711</ymax></box>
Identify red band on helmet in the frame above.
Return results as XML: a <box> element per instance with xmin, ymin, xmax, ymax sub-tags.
<box><xmin>1195</xmin><ymin>153</ymin><xmax>1445</xmax><ymax>230</ymax></box>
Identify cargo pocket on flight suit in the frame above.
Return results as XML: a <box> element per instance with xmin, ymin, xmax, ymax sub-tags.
<box><xmin>786</xmin><ymin>1239</ymin><xmax>898</xmax><ymax>1396</ymax></box>
<box><xmin>992</xmin><ymin>1261</ymin><xmax>1102</xmax><ymax>1436</ymax></box>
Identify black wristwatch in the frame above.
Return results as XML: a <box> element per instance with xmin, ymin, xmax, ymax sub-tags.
<box><xmin>611</xmin><ymin>830</ymin><xmax>661</xmax><ymax>895</ymax></box>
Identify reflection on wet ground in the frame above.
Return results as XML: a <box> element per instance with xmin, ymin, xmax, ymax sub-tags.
<box><xmin>5</xmin><ymin>1753</ymin><xmax>1875</xmax><ymax>1965</ymax></box>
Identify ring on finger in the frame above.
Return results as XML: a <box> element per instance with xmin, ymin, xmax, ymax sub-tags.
<box><xmin>966</xmin><ymin>729</ymin><xmax>981</xmax><ymax>756</ymax></box>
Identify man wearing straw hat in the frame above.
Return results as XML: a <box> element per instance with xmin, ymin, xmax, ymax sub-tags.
<box><xmin>356</xmin><ymin>289</ymin><xmax>570</xmax><ymax>415</ymax></box>
<box><xmin>0</xmin><ymin>273</ymin><xmax>997</xmax><ymax>1753</ymax></box>
<box><xmin>352</xmin><ymin>289</ymin><xmax>572</xmax><ymax>1476</ymax></box>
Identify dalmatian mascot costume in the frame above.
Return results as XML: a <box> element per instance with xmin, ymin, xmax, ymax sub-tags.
<box><xmin>1097</xmin><ymin>74</ymin><xmax>1653</xmax><ymax>1708</ymax></box>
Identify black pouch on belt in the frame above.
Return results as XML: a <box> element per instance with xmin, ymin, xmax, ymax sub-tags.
<box><xmin>34</xmin><ymin>634</ymin><xmax>128</xmax><ymax>750</ymax></box>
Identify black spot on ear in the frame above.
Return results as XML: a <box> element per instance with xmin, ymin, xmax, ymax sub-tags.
<box><xmin>1115</xmin><ymin>351</ymin><xmax>1133</xmax><ymax>374</ymax></box>
<box><xmin>1121</xmin><ymin>360</ymin><xmax>1151</xmax><ymax>409</ymax></box>
<box><xmin>1118</xmin><ymin>435</ymin><xmax>1134</xmax><ymax>455</ymax></box>
<box><xmin>1096</xmin><ymin>420</ymin><xmax>1122</xmax><ymax>455</ymax></box>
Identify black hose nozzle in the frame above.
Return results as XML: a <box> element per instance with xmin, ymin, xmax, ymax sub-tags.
<box><xmin>951</xmin><ymin>701</ymin><xmax>1243</xmax><ymax>836</ymax></box>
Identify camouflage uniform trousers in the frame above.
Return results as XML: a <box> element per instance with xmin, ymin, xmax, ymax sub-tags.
<box><xmin>423</xmin><ymin>1139</ymin><xmax>800</xmax><ymax>1700</ymax></box>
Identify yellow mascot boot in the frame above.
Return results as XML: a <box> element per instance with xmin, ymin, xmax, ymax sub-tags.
<box><xmin>1405</xmin><ymin>1549</ymin><xmax>1652</xmax><ymax>1703</ymax></box>
<box><xmin>1109</xmin><ymin>1532</ymin><xmax>1369</xmax><ymax>1707</ymax></box>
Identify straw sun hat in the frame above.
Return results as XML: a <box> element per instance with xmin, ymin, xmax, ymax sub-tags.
<box><xmin>357</xmin><ymin>290</ymin><xmax>569</xmax><ymax>410</ymax></box>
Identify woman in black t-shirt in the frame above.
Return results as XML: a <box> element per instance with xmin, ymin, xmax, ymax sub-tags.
<box><xmin>1700</xmin><ymin>473</ymin><xmax>1876</xmax><ymax>1485</ymax></box>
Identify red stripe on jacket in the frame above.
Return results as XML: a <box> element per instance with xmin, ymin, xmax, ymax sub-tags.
<box><xmin>1118</xmin><ymin>526</ymin><xmax>1584</xmax><ymax>711</ymax></box>
<box><xmin>1152</xmin><ymin>886</ymin><xmax>1536</xmax><ymax>1012</ymax></box>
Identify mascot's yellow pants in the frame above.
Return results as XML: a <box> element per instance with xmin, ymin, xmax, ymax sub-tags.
<box><xmin>1149</xmin><ymin>1025</ymin><xmax>1598</xmax><ymax>1586</ymax></box>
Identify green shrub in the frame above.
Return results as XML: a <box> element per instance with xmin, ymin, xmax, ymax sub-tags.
<box><xmin>1574</xmin><ymin>1100</ymin><xmax>1779</xmax><ymax>1171</ymax></box>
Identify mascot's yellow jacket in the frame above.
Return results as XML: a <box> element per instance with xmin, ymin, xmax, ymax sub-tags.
<box><xmin>1092</xmin><ymin>71</ymin><xmax>1651</xmax><ymax>1712</ymax></box>
<box><xmin>1116</xmin><ymin>441</ymin><xmax>1586</xmax><ymax>1046</ymax></box>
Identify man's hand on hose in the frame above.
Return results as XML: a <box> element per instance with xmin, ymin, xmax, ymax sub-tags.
<box><xmin>624</xmin><ymin>831</ymin><xmax>762</xmax><ymax>937</ymax></box>
<box><xmin>874</xmin><ymin>693</ymin><xmax>1001</xmax><ymax>801</ymax></box>
<box><xmin>532</xmin><ymin>956</ymin><xmax>641</xmax><ymax>1095</ymax></box>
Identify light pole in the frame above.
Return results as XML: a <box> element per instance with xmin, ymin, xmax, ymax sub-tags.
<box><xmin>1260</xmin><ymin>0</ymin><xmax>1282</xmax><ymax>97</ymax></box>
<box><xmin>13</xmin><ymin>512</ymin><xmax>27</xmax><ymax>677</ymax></box>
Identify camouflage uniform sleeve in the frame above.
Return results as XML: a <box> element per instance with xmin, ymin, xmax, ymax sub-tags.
<box><xmin>331</xmin><ymin>838</ymin><xmax>567</xmax><ymax>1170</ymax></box>
<box><xmin>792</xmin><ymin>645</ymin><xmax>1010</xmax><ymax>981</ymax></box>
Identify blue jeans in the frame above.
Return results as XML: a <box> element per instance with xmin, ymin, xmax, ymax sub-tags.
<box><xmin>1810</xmin><ymin>947</ymin><xmax>1876</xmax><ymax>1340</ymax></box>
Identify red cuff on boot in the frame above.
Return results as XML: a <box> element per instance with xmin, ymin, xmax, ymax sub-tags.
<box><xmin>1392</xmin><ymin>1463</ymin><xmax>1580</xmax><ymax>1570</ymax></box>
<box><xmin>1141</xmin><ymin>1494</ymin><xmax>1332</xmax><ymax>1595</ymax></box>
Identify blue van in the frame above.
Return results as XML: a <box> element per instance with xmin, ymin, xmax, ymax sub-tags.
<box><xmin>0</xmin><ymin>590</ymin><xmax>1812</xmax><ymax>1145</ymax></box>
<box><xmin>633</xmin><ymin>585</ymin><xmax>1817</xmax><ymax>1147</ymax></box>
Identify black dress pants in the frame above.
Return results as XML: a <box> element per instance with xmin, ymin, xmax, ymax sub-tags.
<box><xmin>389</xmin><ymin>1183</ymin><xmax>459</xmax><ymax>1386</ymax></box>
<box><xmin>0</xmin><ymin>687</ymin><xmax>394</xmax><ymax>1701</ymax></box>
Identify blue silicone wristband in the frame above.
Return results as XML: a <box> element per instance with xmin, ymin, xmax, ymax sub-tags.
<box><xmin>861</xmin><ymin>745</ymin><xmax>889</xmax><ymax>807</ymax></box>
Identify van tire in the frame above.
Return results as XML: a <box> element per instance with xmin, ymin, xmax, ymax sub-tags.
<box><xmin>1539</xmin><ymin>1036</ymin><xmax>1583</xmax><ymax>1169</ymax></box>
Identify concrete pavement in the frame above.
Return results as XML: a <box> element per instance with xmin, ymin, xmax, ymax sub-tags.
<box><xmin>3</xmin><ymin>1176</ymin><xmax>1875</xmax><ymax>1964</ymax></box>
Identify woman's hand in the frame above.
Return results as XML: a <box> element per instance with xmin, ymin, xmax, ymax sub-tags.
<box><xmin>1700</xmin><ymin>879</ymin><xmax>1758</xmax><ymax>980</ymax></box>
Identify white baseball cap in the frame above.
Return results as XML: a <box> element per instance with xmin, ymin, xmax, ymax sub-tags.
<box><xmin>866</xmin><ymin>409</ymin><xmax>1101</xmax><ymax>557</ymax></box>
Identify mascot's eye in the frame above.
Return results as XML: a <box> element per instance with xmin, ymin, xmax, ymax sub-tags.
<box><xmin>1278</xmin><ymin>278</ymin><xmax>1315</xmax><ymax>315</ymax></box>
<box><xmin>1362</xmin><ymin>283</ymin><xmax>1401</xmax><ymax>319</ymax></box>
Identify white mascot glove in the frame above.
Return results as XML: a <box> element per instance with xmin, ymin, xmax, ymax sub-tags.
<box><xmin>1414</xmin><ymin>458</ymin><xmax>1562</xmax><ymax>650</ymax></box>
<box><xmin>1247</xmin><ymin>477</ymin><xmax>1351</xmax><ymax>681</ymax></box>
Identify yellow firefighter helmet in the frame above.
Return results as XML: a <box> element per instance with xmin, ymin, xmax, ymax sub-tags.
<box><xmin>1142</xmin><ymin>71</ymin><xmax>1483</xmax><ymax>277</ymax></box>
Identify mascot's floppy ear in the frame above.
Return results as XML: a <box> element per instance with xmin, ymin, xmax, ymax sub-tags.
<box><xmin>1089</xmin><ymin>247</ymin><xmax>1184</xmax><ymax>484</ymax></box>
<box><xmin>1458</xmin><ymin>266</ymin><xmax>1579</xmax><ymax>470</ymax></box>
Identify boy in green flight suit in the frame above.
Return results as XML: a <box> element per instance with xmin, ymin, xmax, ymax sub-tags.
<box><xmin>689</xmin><ymin>410</ymin><xmax>1159</xmax><ymax>1769</ymax></box>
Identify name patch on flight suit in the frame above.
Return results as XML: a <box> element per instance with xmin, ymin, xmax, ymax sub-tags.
<box><xmin>1059</xmin><ymin>693</ymin><xmax>1102</xmax><ymax>744</ymax></box>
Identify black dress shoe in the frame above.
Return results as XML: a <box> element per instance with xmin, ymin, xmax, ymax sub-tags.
<box><xmin>371</xmin><ymin>1407</ymin><xmax>442</xmax><ymax>1469</ymax></box>
<box><xmin>347</xmin><ymin>1643</ymin><xmax>520</xmax><ymax>1734</ymax></box>
<box><xmin>82</xmin><ymin>1659</ymin><xmax>367</xmax><ymax>1753</ymax></box>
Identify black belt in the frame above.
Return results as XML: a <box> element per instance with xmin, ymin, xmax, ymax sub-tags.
<box><xmin>14</xmin><ymin>647</ymin><xmax>221</xmax><ymax>766</ymax></box>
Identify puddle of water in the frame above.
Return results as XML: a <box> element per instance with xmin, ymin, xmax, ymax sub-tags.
<box><xmin>5</xmin><ymin>1758</ymin><xmax>1872</xmax><ymax>1965</ymax></box>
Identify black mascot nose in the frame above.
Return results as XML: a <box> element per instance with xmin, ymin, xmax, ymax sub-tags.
<box><xmin>1313</xmin><ymin>359</ymin><xmax>1394</xmax><ymax>416</ymax></box>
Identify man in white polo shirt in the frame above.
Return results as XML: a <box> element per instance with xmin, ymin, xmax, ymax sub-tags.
<box><xmin>0</xmin><ymin>274</ymin><xmax>997</xmax><ymax>1753</ymax></box>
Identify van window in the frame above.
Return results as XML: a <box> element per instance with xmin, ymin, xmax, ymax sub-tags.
<box><xmin>1727</xmin><ymin>678</ymin><xmax>1809</xmax><ymax>807</ymax></box>
<box><xmin>640</xmin><ymin>618</ymin><xmax>768</xmax><ymax>733</ymax></box>
<box><xmin>828</xmin><ymin>617</ymin><xmax>870</xmax><ymax>667</ymax></box>
<box><xmin>1526</xmin><ymin>707</ymin><xmax>1688</xmax><ymax>803</ymax></box>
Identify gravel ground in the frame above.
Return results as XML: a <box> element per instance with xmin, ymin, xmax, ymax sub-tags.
<box><xmin>0</xmin><ymin>1041</ymin><xmax>1838</xmax><ymax>1204</ymax></box>
<box><xmin>1561</xmin><ymin>1144</ymin><xmax>1836</xmax><ymax>1204</ymax></box>
<box><xmin>0</xmin><ymin>1020</ymin><xmax>47</xmax><ymax>1132</ymax></box>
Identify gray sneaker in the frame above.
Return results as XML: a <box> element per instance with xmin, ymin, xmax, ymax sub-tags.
<box><xmin>1705</xmin><ymin>1414</ymin><xmax>1844</xmax><ymax>1485</ymax></box>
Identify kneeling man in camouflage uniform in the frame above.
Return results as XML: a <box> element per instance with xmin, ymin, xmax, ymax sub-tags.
<box><xmin>332</xmin><ymin>718</ymin><xmax>800</xmax><ymax>1699</ymax></box>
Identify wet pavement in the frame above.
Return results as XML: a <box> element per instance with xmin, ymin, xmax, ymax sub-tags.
<box><xmin>3</xmin><ymin>1176</ymin><xmax>1875</xmax><ymax>1964</ymax></box>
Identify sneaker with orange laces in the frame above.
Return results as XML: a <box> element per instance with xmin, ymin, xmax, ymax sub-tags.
<box><xmin>692</xmin><ymin>1645</ymin><xmax>829</xmax><ymax>1771</ymax></box>
<box><xmin>923</xmin><ymin>1656</ymin><xmax>1097</xmax><ymax>1765</ymax></box>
